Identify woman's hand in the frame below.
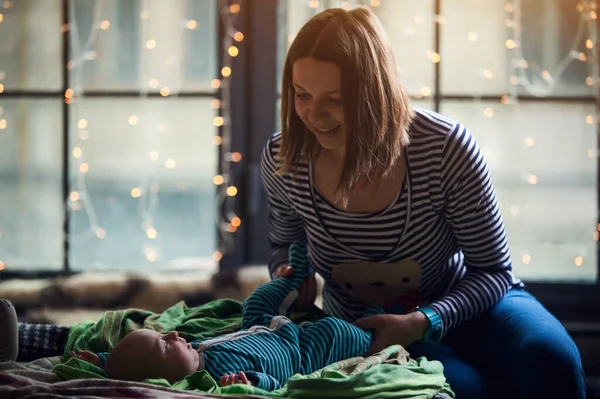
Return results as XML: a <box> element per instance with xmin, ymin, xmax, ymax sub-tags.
<box><xmin>220</xmin><ymin>371</ymin><xmax>252</xmax><ymax>386</ymax></box>
<box><xmin>353</xmin><ymin>312</ymin><xmax>430</xmax><ymax>355</ymax></box>
<box><xmin>275</xmin><ymin>265</ymin><xmax>317</xmax><ymax>311</ymax></box>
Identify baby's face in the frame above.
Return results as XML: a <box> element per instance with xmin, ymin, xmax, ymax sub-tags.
<box><xmin>108</xmin><ymin>329</ymin><xmax>200</xmax><ymax>382</ymax></box>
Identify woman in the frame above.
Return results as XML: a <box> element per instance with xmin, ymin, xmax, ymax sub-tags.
<box><xmin>261</xmin><ymin>7</ymin><xmax>585</xmax><ymax>399</ymax></box>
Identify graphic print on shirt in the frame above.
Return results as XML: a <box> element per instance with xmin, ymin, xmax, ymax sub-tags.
<box><xmin>331</xmin><ymin>259</ymin><xmax>424</xmax><ymax>314</ymax></box>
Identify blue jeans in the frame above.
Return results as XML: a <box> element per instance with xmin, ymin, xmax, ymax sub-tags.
<box><xmin>406</xmin><ymin>288</ymin><xmax>586</xmax><ymax>399</ymax></box>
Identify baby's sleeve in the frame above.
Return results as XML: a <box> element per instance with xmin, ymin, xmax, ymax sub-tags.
<box><xmin>243</xmin><ymin>371</ymin><xmax>283</xmax><ymax>391</ymax></box>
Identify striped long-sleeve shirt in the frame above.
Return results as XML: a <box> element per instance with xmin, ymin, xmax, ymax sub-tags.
<box><xmin>260</xmin><ymin>107</ymin><xmax>523</xmax><ymax>339</ymax></box>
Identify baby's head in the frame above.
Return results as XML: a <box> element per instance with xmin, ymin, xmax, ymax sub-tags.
<box><xmin>104</xmin><ymin>329</ymin><xmax>199</xmax><ymax>383</ymax></box>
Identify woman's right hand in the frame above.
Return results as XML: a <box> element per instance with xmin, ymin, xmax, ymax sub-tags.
<box><xmin>275</xmin><ymin>265</ymin><xmax>317</xmax><ymax>311</ymax></box>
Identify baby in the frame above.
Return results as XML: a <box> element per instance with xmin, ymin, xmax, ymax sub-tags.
<box><xmin>72</xmin><ymin>242</ymin><xmax>382</xmax><ymax>390</ymax></box>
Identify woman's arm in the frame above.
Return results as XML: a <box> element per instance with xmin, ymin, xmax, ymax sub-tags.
<box><xmin>260</xmin><ymin>134</ymin><xmax>307</xmax><ymax>278</ymax></box>
<box><xmin>428</xmin><ymin>123</ymin><xmax>514</xmax><ymax>338</ymax></box>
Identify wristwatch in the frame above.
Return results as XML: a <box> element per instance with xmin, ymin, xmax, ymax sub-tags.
<box><xmin>412</xmin><ymin>306</ymin><xmax>443</xmax><ymax>343</ymax></box>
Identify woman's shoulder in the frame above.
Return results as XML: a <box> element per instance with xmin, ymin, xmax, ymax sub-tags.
<box><xmin>261</xmin><ymin>131</ymin><xmax>283</xmax><ymax>166</ymax></box>
<box><xmin>408</xmin><ymin>106</ymin><xmax>461</xmax><ymax>141</ymax></box>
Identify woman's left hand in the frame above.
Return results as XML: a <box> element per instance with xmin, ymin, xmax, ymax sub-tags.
<box><xmin>353</xmin><ymin>312</ymin><xmax>430</xmax><ymax>355</ymax></box>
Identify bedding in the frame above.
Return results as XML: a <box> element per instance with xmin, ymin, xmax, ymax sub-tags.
<box><xmin>0</xmin><ymin>299</ymin><xmax>454</xmax><ymax>398</ymax></box>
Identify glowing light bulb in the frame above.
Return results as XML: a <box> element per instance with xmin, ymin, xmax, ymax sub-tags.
<box><xmin>72</xmin><ymin>147</ymin><xmax>82</xmax><ymax>158</ymax></box>
<box><xmin>213</xmin><ymin>251</ymin><xmax>223</xmax><ymax>261</ymax></box>
<box><xmin>128</xmin><ymin>115</ymin><xmax>139</xmax><ymax>125</ymax></box>
<box><xmin>221</xmin><ymin>67</ymin><xmax>232</xmax><ymax>77</ymax></box>
<box><xmin>586</xmin><ymin>76</ymin><xmax>594</xmax><ymax>86</ymax></box>
<box><xmin>528</xmin><ymin>175</ymin><xmax>538</xmax><ymax>185</ymax></box>
<box><xmin>234</xmin><ymin>32</ymin><xmax>244</xmax><ymax>42</ymax></box>
<box><xmin>146</xmin><ymin>40</ymin><xmax>156</xmax><ymax>49</ymax></box>
<box><xmin>541</xmin><ymin>70</ymin><xmax>551</xmax><ymax>80</ymax></box>
<box><xmin>420</xmin><ymin>86</ymin><xmax>431</xmax><ymax>96</ymax></box>
<box><xmin>131</xmin><ymin>187</ymin><xmax>142</xmax><ymax>198</ymax></box>
<box><xmin>524</xmin><ymin>137</ymin><xmax>535</xmax><ymax>147</ymax></box>
<box><xmin>78</xmin><ymin>119</ymin><xmax>88</xmax><ymax>129</ymax></box>
<box><xmin>165</xmin><ymin>159</ymin><xmax>176</xmax><ymax>169</ymax></box>
<box><xmin>591</xmin><ymin>11</ymin><xmax>598</xmax><ymax>19</ymax></box>
<box><xmin>226</xmin><ymin>186</ymin><xmax>238</xmax><ymax>196</ymax></box>
<box><xmin>0</xmin><ymin>83</ymin><xmax>4</xmax><ymax>93</ymax></box>
<box><xmin>227</xmin><ymin>224</ymin><xmax>237</xmax><ymax>233</ymax></box>
<box><xmin>427</xmin><ymin>51</ymin><xmax>441</xmax><ymax>63</ymax></box>
<box><xmin>229</xmin><ymin>4</ymin><xmax>240</xmax><ymax>13</ymax></box>
<box><xmin>211</xmin><ymin>99</ymin><xmax>221</xmax><ymax>109</ymax></box>
<box><xmin>65</xmin><ymin>88</ymin><xmax>74</xmax><ymax>99</ymax></box>
<box><xmin>211</xmin><ymin>79</ymin><xmax>221</xmax><ymax>89</ymax></box>
<box><xmin>586</xmin><ymin>39</ymin><xmax>594</xmax><ymax>49</ymax></box>
<box><xmin>213</xmin><ymin>136</ymin><xmax>222</xmax><ymax>145</ymax></box>
<box><xmin>146</xmin><ymin>248</ymin><xmax>158</xmax><ymax>262</ymax></box>
<box><xmin>214</xmin><ymin>116</ymin><xmax>225</xmax><ymax>126</ymax></box>
<box><xmin>522</xmin><ymin>254</ymin><xmax>531</xmax><ymax>264</ymax></box>
<box><xmin>149</xmin><ymin>78</ymin><xmax>159</xmax><ymax>88</ymax></box>
<box><xmin>483</xmin><ymin>69</ymin><xmax>493</xmax><ymax>79</ymax></box>
<box><xmin>187</xmin><ymin>20</ymin><xmax>198</xmax><ymax>30</ymax></box>
<box><xmin>228</xmin><ymin>46</ymin><xmax>239</xmax><ymax>57</ymax></box>
<box><xmin>371</xmin><ymin>0</ymin><xmax>380</xmax><ymax>7</ymax></box>
<box><xmin>484</xmin><ymin>108</ymin><xmax>494</xmax><ymax>117</ymax></box>
<box><xmin>309</xmin><ymin>0</ymin><xmax>319</xmax><ymax>8</ymax></box>
<box><xmin>146</xmin><ymin>228</ymin><xmax>158</xmax><ymax>239</ymax></box>
<box><xmin>574</xmin><ymin>256</ymin><xmax>583</xmax><ymax>267</ymax></box>
<box><xmin>586</xmin><ymin>115</ymin><xmax>594</xmax><ymax>124</ymax></box>
<box><xmin>80</xmin><ymin>163</ymin><xmax>89</xmax><ymax>173</ymax></box>
<box><xmin>96</xmin><ymin>228</ymin><xmax>107</xmax><ymax>239</ymax></box>
<box><xmin>231</xmin><ymin>217</ymin><xmax>241</xmax><ymax>227</ymax></box>
<box><xmin>0</xmin><ymin>119</ymin><xmax>6</xmax><ymax>130</ymax></box>
<box><xmin>100</xmin><ymin>20</ymin><xmax>110</xmax><ymax>30</ymax></box>
<box><xmin>500</xmin><ymin>95</ymin><xmax>510</xmax><ymax>104</ymax></box>
<box><xmin>0</xmin><ymin>13</ymin><xmax>3</xmax><ymax>23</ymax></box>
<box><xmin>505</xmin><ymin>39</ymin><xmax>516</xmax><ymax>49</ymax></box>
<box><xmin>70</xmin><ymin>191</ymin><xmax>80</xmax><ymax>201</ymax></box>
<box><xmin>160</xmin><ymin>87</ymin><xmax>170</xmax><ymax>96</ymax></box>
<box><xmin>0</xmin><ymin>260</ymin><xmax>4</xmax><ymax>270</ymax></box>
<box><xmin>213</xmin><ymin>175</ymin><xmax>224</xmax><ymax>185</ymax></box>
<box><xmin>231</xmin><ymin>152</ymin><xmax>242</xmax><ymax>162</ymax></box>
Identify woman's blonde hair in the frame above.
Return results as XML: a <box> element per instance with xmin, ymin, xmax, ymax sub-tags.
<box><xmin>279</xmin><ymin>7</ymin><xmax>413</xmax><ymax>207</ymax></box>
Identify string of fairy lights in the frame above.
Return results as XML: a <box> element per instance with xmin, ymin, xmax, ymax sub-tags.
<box><xmin>0</xmin><ymin>0</ymin><xmax>596</xmax><ymax>272</ymax></box>
<box><xmin>63</xmin><ymin>0</ymin><xmax>244</xmax><ymax>265</ymax></box>
<box><xmin>0</xmin><ymin>0</ymin><xmax>244</xmax><ymax>270</ymax></box>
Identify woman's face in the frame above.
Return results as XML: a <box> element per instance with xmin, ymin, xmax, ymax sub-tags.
<box><xmin>292</xmin><ymin>57</ymin><xmax>345</xmax><ymax>154</ymax></box>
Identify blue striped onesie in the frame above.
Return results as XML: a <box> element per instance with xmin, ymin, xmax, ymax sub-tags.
<box><xmin>190</xmin><ymin>242</ymin><xmax>376</xmax><ymax>390</ymax></box>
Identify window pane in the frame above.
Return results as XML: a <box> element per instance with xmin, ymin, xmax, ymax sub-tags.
<box><xmin>373</xmin><ymin>0</ymin><xmax>435</xmax><ymax>96</ymax></box>
<box><xmin>69</xmin><ymin>0</ymin><xmax>217</xmax><ymax>92</ymax></box>
<box><xmin>441</xmin><ymin>101</ymin><xmax>597</xmax><ymax>283</ymax></box>
<box><xmin>0</xmin><ymin>0</ymin><xmax>62</xmax><ymax>91</ymax></box>
<box><xmin>0</xmin><ymin>100</ymin><xmax>63</xmax><ymax>270</ymax></box>
<box><xmin>279</xmin><ymin>0</ymin><xmax>434</xmax><ymax>97</ymax></box>
<box><xmin>440</xmin><ymin>0</ymin><xmax>594</xmax><ymax>96</ymax></box>
<box><xmin>68</xmin><ymin>98</ymin><xmax>217</xmax><ymax>270</ymax></box>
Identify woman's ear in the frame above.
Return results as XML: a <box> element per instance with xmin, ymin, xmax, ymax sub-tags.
<box><xmin>71</xmin><ymin>350</ymin><xmax>101</xmax><ymax>366</ymax></box>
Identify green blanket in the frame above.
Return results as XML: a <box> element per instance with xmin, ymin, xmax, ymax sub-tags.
<box><xmin>53</xmin><ymin>300</ymin><xmax>454</xmax><ymax>398</ymax></box>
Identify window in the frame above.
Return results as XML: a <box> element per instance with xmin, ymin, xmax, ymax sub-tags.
<box><xmin>279</xmin><ymin>0</ymin><xmax>598</xmax><ymax>285</ymax></box>
<box><xmin>0</xmin><ymin>0</ymin><xmax>219</xmax><ymax>272</ymax></box>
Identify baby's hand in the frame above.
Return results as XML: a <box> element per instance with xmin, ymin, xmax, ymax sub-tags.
<box><xmin>220</xmin><ymin>371</ymin><xmax>252</xmax><ymax>386</ymax></box>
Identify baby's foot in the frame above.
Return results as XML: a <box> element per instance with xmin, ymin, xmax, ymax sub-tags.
<box><xmin>0</xmin><ymin>299</ymin><xmax>18</xmax><ymax>362</ymax></box>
